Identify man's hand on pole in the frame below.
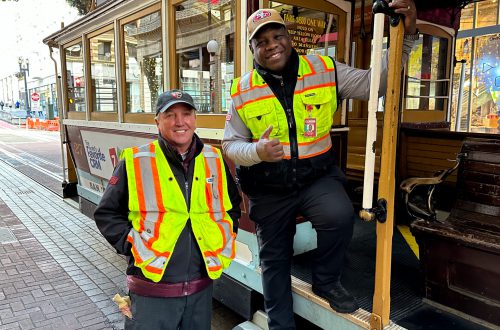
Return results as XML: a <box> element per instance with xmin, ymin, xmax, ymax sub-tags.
<box><xmin>256</xmin><ymin>125</ymin><xmax>284</xmax><ymax>162</ymax></box>
<box><xmin>389</xmin><ymin>0</ymin><xmax>417</xmax><ymax>34</ymax></box>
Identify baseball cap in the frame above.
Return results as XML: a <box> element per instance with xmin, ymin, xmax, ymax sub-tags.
<box><xmin>155</xmin><ymin>89</ymin><xmax>197</xmax><ymax>115</ymax></box>
<box><xmin>247</xmin><ymin>8</ymin><xmax>286</xmax><ymax>40</ymax></box>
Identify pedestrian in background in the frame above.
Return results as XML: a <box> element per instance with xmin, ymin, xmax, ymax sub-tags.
<box><xmin>94</xmin><ymin>89</ymin><xmax>241</xmax><ymax>330</ymax></box>
<box><xmin>223</xmin><ymin>3</ymin><xmax>417</xmax><ymax>329</ymax></box>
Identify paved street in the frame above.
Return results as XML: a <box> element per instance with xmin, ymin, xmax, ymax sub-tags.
<box><xmin>0</xmin><ymin>123</ymin><xmax>244</xmax><ymax>329</ymax></box>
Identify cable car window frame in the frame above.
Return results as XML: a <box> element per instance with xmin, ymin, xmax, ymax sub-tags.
<box><xmin>402</xmin><ymin>22</ymin><xmax>454</xmax><ymax>123</ymax></box>
<box><xmin>87</xmin><ymin>24</ymin><xmax>119</xmax><ymax>122</ymax></box>
<box><xmin>168</xmin><ymin>0</ymin><xmax>243</xmax><ymax>130</ymax></box>
<box><xmin>119</xmin><ymin>3</ymin><xmax>163</xmax><ymax>124</ymax></box>
<box><xmin>62</xmin><ymin>37</ymin><xmax>87</xmax><ymax>121</ymax></box>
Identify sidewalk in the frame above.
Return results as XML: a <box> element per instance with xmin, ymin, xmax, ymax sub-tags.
<box><xmin>0</xmin><ymin>160</ymin><xmax>127</xmax><ymax>329</ymax></box>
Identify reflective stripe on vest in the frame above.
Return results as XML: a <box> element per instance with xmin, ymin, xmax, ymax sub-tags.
<box><xmin>231</xmin><ymin>55</ymin><xmax>337</xmax><ymax>159</ymax></box>
<box><xmin>122</xmin><ymin>141</ymin><xmax>235</xmax><ymax>282</ymax></box>
<box><xmin>195</xmin><ymin>145</ymin><xmax>236</xmax><ymax>271</ymax></box>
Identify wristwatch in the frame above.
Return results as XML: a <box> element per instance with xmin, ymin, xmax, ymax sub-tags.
<box><xmin>404</xmin><ymin>30</ymin><xmax>420</xmax><ymax>41</ymax></box>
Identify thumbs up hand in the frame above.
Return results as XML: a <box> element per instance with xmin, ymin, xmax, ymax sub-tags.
<box><xmin>256</xmin><ymin>125</ymin><xmax>284</xmax><ymax>162</ymax></box>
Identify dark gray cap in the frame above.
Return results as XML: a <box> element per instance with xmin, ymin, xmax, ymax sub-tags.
<box><xmin>155</xmin><ymin>90</ymin><xmax>197</xmax><ymax>115</ymax></box>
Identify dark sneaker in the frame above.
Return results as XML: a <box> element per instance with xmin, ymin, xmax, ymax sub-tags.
<box><xmin>312</xmin><ymin>282</ymin><xmax>359</xmax><ymax>313</ymax></box>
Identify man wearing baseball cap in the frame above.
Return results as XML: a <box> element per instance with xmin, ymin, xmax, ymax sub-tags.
<box><xmin>223</xmin><ymin>3</ymin><xmax>417</xmax><ymax>329</ymax></box>
<box><xmin>95</xmin><ymin>89</ymin><xmax>241</xmax><ymax>329</ymax></box>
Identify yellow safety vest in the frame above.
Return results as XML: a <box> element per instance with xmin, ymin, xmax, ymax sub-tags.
<box><xmin>231</xmin><ymin>55</ymin><xmax>338</xmax><ymax>159</ymax></box>
<box><xmin>121</xmin><ymin>141</ymin><xmax>235</xmax><ymax>282</ymax></box>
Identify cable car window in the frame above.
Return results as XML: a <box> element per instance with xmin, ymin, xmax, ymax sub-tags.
<box><xmin>405</xmin><ymin>33</ymin><xmax>449</xmax><ymax>111</ymax></box>
<box><xmin>65</xmin><ymin>42</ymin><xmax>86</xmax><ymax>112</ymax></box>
<box><xmin>123</xmin><ymin>10</ymin><xmax>163</xmax><ymax>114</ymax></box>
<box><xmin>175</xmin><ymin>0</ymin><xmax>236</xmax><ymax>113</ymax></box>
<box><xmin>89</xmin><ymin>29</ymin><xmax>117</xmax><ymax>113</ymax></box>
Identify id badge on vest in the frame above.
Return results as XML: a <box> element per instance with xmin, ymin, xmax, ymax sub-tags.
<box><xmin>304</xmin><ymin>105</ymin><xmax>317</xmax><ymax>138</ymax></box>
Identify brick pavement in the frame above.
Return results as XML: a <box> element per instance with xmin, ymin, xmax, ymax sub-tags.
<box><xmin>0</xmin><ymin>160</ymin><xmax>127</xmax><ymax>329</ymax></box>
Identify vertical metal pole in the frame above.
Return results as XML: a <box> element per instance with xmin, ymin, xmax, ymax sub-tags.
<box><xmin>48</xmin><ymin>46</ymin><xmax>68</xmax><ymax>185</ymax></box>
<box><xmin>24</xmin><ymin>72</ymin><xmax>30</xmax><ymax>113</ymax></box>
<box><xmin>455</xmin><ymin>60</ymin><xmax>466</xmax><ymax>131</ymax></box>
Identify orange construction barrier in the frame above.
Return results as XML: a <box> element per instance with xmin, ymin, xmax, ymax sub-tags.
<box><xmin>47</xmin><ymin>119</ymin><xmax>60</xmax><ymax>131</ymax></box>
<box><xmin>26</xmin><ymin>117</ymin><xmax>35</xmax><ymax>129</ymax></box>
<box><xmin>25</xmin><ymin>117</ymin><xmax>60</xmax><ymax>131</ymax></box>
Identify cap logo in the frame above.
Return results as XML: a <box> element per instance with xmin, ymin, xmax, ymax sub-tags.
<box><xmin>253</xmin><ymin>10</ymin><xmax>271</xmax><ymax>22</ymax></box>
<box><xmin>171</xmin><ymin>91</ymin><xmax>182</xmax><ymax>99</ymax></box>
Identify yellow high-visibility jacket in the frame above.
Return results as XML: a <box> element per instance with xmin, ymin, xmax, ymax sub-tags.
<box><xmin>121</xmin><ymin>141</ymin><xmax>235</xmax><ymax>282</ymax></box>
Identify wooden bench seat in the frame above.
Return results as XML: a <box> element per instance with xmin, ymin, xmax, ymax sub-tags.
<box><xmin>408</xmin><ymin>137</ymin><xmax>500</xmax><ymax>327</ymax></box>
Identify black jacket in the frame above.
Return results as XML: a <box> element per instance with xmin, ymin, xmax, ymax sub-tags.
<box><xmin>94</xmin><ymin>133</ymin><xmax>241</xmax><ymax>283</ymax></box>
<box><xmin>238</xmin><ymin>49</ymin><xmax>338</xmax><ymax>195</ymax></box>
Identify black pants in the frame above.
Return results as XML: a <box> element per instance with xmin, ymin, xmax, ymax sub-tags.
<box><xmin>124</xmin><ymin>284</ymin><xmax>213</xmax><ymax>330</ymax></box>
<box><xmin>248</xmin><ymin>166</ymin><xmax>355</xmax><ymax>330</ymax></box>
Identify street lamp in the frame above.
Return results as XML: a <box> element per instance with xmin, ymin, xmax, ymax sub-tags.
<box><xmin>207</xmin><ymin>39</ymin><xmax>220</xmax><ymax>113</ymax></box>
<box><xmin>18</xmin><ymin>57</ymin><xmax>30</xmax><ymax>116</ymax></box>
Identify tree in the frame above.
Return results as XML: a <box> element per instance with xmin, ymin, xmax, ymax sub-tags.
<box><xmin>66</xmin><ymin>0</ymin><xmax>93</xmax><ymax>15</ymax></box>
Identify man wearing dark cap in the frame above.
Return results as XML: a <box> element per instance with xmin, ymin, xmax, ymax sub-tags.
<box><xmin>223</xmin><ymin>3</ymin><xmax>417</xmax><ymax>329</ymax></box>
<box><xmin>94</xmin><ymin>89</ymin><xmax>241</xmax><ymax>329</ymax></box>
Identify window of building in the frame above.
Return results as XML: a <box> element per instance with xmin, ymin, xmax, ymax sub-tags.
<box><xmin>459</xmin><ymin>3</ymin><xmax>474</xmax><ymax>30</ymax></box>
<box><xmin>476</xmin><ymin>0</ymin><xmax>498</xmax><ymax>28</ymax></box>
<box><xmin>453</xmin><ymin>0</ymin><xmax>500</xmax><ymax>134</ymax></box>
<box><xmin>175</xmin><ymin>0</ymin><xmax>236</xmax><ymax>113</ymax></box>
<box><xmin>470</xmin><ymin>33</ymin><xmax>500</xmax><ymax>132</ymax></box>
<box><xmin>89</xmin><ymin>28</ymin><xmax>117</xmax><ymax>113</ymax></box>
<box><xmin>65</xmin><ymin>41</ymin><xmax>86</xmax><ymax>112</ymax></box>
<box><xmin>451</xmin><ymin>38</ymin><xmax>472</xmax><ymax>131</ymax></box>
<box><xmin>97</xmin><ymin>41</ymin><xmax>112</xmax><ymax>61</ymax></box>
<box><xmin>122</xmin><ymin>9</ymin><xmax>163</xmax><ymax>114</ymax></box>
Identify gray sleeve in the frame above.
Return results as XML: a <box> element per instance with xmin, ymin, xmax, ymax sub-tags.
<box><xmin>222</xmin><ymin>101</ymin><xmax>263</xmax><ymax>166</ymax></box>
<box><xmin>336</xmin><ymin>39</ymin><xmax>414</xmax><ymax>101</ymax></box>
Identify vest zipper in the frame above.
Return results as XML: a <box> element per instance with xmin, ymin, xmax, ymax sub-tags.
<box><xmin>280</xmin><ymin>78</ymin><xmax>298</xmax><ymax>183</ymax></box>
<box><xmin>184</xmin><ymin>177</ymin><xmax>191</xmax><ymax>290</ymax></box>
<box><xmin>185</xmin><ymin>180</ymin><xmax>189</xmax><ymax>204</ymax></box>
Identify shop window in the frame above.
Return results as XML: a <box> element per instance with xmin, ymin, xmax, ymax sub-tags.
<box><xmin>123</xmin><ymin>10</ymin><xmax>163</xmax><ymax>114</ymax></box>
<box><xmin>459</xmin><ymin>3</ymin><xmax>474</xmax><ymax>31</ymax></box>
<box><xmin>175</xmin><ymin>0</ymin><xmax>236</xmax><ymax>113</ymax></box>
<box><xmin>470</xmin><ymin>33</ymin><xmax>500</xmax><ymax>132</ymax></box>
<box><xmin>89</xmin><ymin>29</ymin><xmax>117</xmax><ymax>113</ymax></box>
<box><xmin>476</xmin><ymin>0</ymin><xmax>498</xmax><ymax>28</ymax></box>
<box><xmin>269</xmin><ymin>1</ymin><xmax>339</xmax><ymax>58</ymax></box>
<box><xmin>65</xmin><ymin>41</ymin><xmax>86</xmax><ymax>112</ymax></box>
<box><xmin>405</xmin><ymin>33</ymin><xmax>449</xmax><ymax>111</ymax></box>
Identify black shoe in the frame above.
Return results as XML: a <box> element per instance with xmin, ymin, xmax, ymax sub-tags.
<box><xmin>312</xmin><ymin>282</ymin><xmax>359</xmax><ymax>313</ymax></box>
